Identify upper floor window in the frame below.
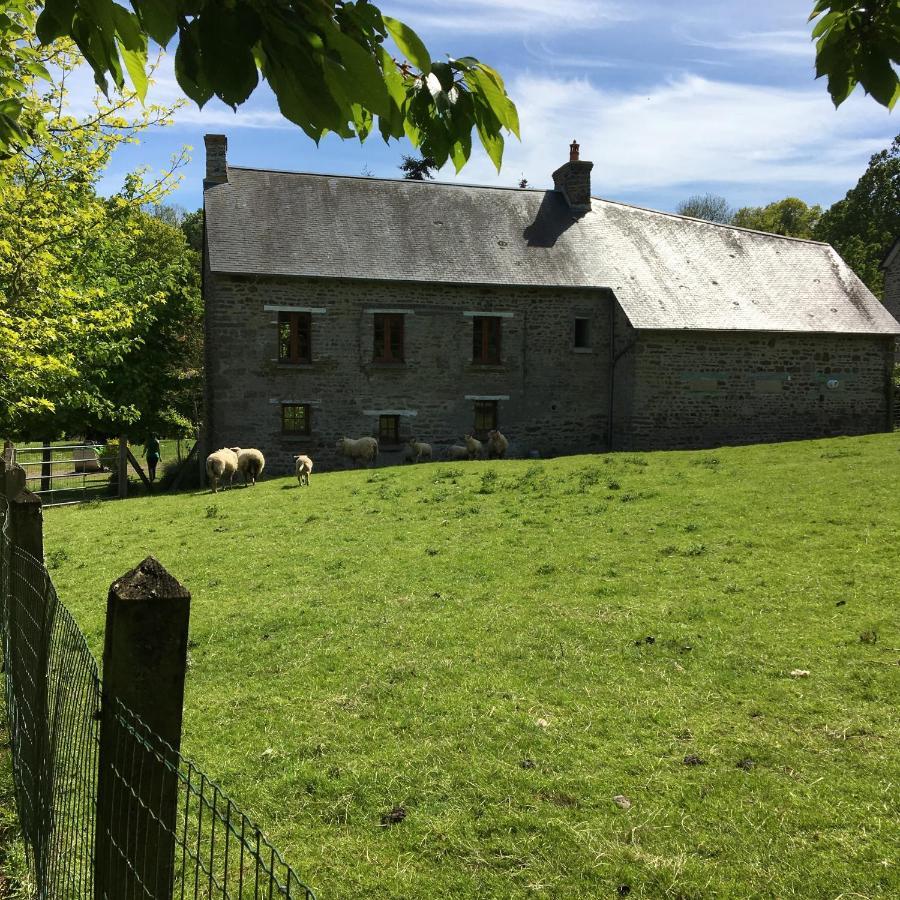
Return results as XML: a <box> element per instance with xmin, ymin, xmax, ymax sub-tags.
<box><xmin>281</xmin><ymin>403</ymin><xmax>310</xmax><ymax>435</ymax></box>
<box><xmin>472</xmin><ymin>316</ymin><xmax>501</xmax><ymax>364</ymax></box>
<box><xmin>574</xmin><ymin>317</ymin><xmax>590</xmax><ymax>349</ymax></box>
<box><xmin>278</xmin><ymin>312</ymin><xmax>311</xmax><ymax>364</ymax></box>
<box><xmin>374</xmin><ymin>313</ymin><xmax>404</xmax><ymax>363</ymax></box>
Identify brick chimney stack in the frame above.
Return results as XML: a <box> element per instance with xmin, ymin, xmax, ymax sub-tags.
<box><xmin>204</xmin><ymin>134</ymin><xmax>228</xmax><ymax>184</ymax></box>
<box><xmin>552</xmin><ymin>139</ymin><xmax>592</xmax><ymax>211</ymax></box>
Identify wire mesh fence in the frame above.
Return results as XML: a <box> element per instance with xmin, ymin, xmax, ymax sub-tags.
<box><xmin>0</xmin><ymin>486</ymin><xmax>315</xmax><ymax>899</ymax></box>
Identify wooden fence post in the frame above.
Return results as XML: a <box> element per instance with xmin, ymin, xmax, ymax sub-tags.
<box><xmin>94</xmin><ymin>557</ymin><xmax>191</xmax><ymax>900</ymax></box>
<box><xmin>117</xmin><ymin>436</ymin><xmax>128</xmax><ymax>499</ymax></box>
<box><xmin>40</xmin><ymin>442</ymin><xmax>52</xmax><ymax>495</ymax></box>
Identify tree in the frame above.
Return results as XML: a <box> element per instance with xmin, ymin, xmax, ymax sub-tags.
<box><xmin>814</xmin><ymin>133</ymin><xmax>900</xmax><ymax>297</ymax></box>
<box><xmin>399</xmin><ymin>154</ymin><xmax>436</xmax><ymax>180</ymax></box>
<box><xmin>675</xmin><ymin>194</ymin><xmax>733</xmax><ymax>224</ymax></box>
<box><xmin>0</xmin><ymin>24</ymin><xmax>198</xmax><ymax>437</ymax></box>
<box><xmin>0</xmin><ymin>1</ymin><xmax>520</xmax><ymax>173</ymax></box>
<box><xmin>731</xmin><ymin>198</ymin><xmax>822</xmax><ymax>238</ymax></box>
<box><xmin>810</xmin><ymin>1</ymin><xmax>900</xmax><ymax>110</ymax></box>
<box><xmin>180</xmin><ymin>208</ymin><xmax>204</xmax><ymax>253</ymax></box>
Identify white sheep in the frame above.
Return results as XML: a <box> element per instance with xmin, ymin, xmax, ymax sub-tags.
<box><xmin>237</xmin><ymin>448</ymin><xmax>266</xmax><ymax>486</ymax></box>
<box><xmin>446</xmin><ymin>445</ymin><xmax>470</xmax><ymax>461</ymax></box>
<box><xmin>206</xmin><ymin>448</ymin><xmax>239</xmax><ymax>493</ymax></box>
<box><xmin>464</xmin><ymin>434</ymin><xmax>484</xmax><ymax>461</ymax></box>
<box><xmin>405</xmin><ymin>439</ymin><xmax>433</xmax><ymax>463</ymax></box>
<box><xmin>486</xmin><ymin>429</ymin><xmax>509</xmax><ymax>459</ymax></box>
<box><xmin>335</xmin><ymin>436</ymin><xmax>379</xmax><ymax>467</ymax></box>
<box><xmin>294</xmin><ymin>454</ymin><xmax>313</xmax><ymax>486</ymax></box>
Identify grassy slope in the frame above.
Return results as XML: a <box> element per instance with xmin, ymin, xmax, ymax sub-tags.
<box><xmin>45</xmin><ymin>435</ymin><xmax>900</xmax><ymax>899</ymax></box>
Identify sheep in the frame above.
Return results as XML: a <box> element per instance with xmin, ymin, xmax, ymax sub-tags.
<box><xmin>486</xmin><ymin>429</ymin><xmax>509</xmax><ymax>460</ymax></box>
<box><xmin>294</xmin><ymin>454</ymin><xmax>313</xmax><ymax>486</ymax></box>
<box><xmin>446</xmin><ymin>445</ymin><xmax>470</xmax><ymax>461</ymax></box>
<box><xmin>237</xmin><ymin>448</ymin><xmax>266</xmax><ymax>486</ymax></box>
<box><xmin>206</xmin><ymin>448</ymin><xmax>239</xmax><ymax>492</ymax></box>
<box><xmin>405</xmin><ymin>439</ymin><xmax>433</xmax><ymax>463</ymax></box>
<box><xmin>464</xmin><ymin>434</ymin><xmax>484</xmax><ymax>461</ymax></box>
<box><xmin>335</xmin><ymin>436</ymin><xmax>379</xmax><ymax>467</ymax></box>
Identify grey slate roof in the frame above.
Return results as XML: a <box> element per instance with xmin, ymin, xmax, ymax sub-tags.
<box><xmin>205</xmin><ymin>167</ymin><xmax>900</xmax><ymax>335</ymax></box>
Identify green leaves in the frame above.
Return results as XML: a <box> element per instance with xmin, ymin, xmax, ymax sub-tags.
<box><xmin>810</xmin><ymin>0</ymin><xmax>900</xmax><ymax>109</ymax></box>
<box><xmin>382</xmin><ymin>16</ymin><xmax>431</xmax><ymax>72</ymax></box>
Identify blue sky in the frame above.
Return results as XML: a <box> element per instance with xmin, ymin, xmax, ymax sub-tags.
<box><xmin>87</xmin><ymin>0</ymin><xmax>896</xmax><ymax>214</ymax></box>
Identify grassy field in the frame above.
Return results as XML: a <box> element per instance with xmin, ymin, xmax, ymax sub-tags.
<box><xmin>43</xmin><ymin>434</ymin><xmax>899</xmax><ymax>899</ymax></box>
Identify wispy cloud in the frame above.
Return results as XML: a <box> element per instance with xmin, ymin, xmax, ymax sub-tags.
<box><xmin>675</xmin><ymin>27</ymin><xmax>814</xmax><ymax>59</ymax></box>
<box><xmin>446</xmin><ymin>72</ymin><xmax>894</xmax><ymax>199</ymax></box>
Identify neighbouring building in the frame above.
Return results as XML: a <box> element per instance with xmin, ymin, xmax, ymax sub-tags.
<box><xmin>202</xmin><ymin>134</ymin><xmax>899</xmax><ymax>473</ymax></box>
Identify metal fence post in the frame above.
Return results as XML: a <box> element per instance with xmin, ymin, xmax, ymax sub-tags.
<box><xmin>94</xmin><ymin>556</ymin><xmax>191</xmax><ymax>900</ymax></box>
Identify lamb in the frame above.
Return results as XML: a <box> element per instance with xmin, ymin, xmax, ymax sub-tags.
<box><xmin>205</xmin><ymin>448</ymin><xmax>239</xmax><ymax>493</ymax></box>
<box><xmin>237</xmin><ymin>448</ymin><xmax>266</xmax><ymax>486</ymax></box>
<box><xmin>446</xmin><ymin>445</ymin><xmax>470</xmax><ymax>461</ymax></box>
<box><xmin>405</xmin><ymin>439</ymin><xmax>432</xmax><ymax>463</ymax></box>
<box><xmin>294</xmin><ymin>454</ymin><xmax>313</xmax><ymax>486</ymax></box>
<box><xmin>464</xmin><ymin>434</ymin><xmax>484</xmax><ymax>461</ymax></box>
<box><xmin>335</xmin><ymin>436</ymin><xmax>379</xmax><ymax>467</ymax></box>
<box><xmin>486</xmin><ymin>429</ymin><xmax>509</xmax><ymax>459</ymax></box>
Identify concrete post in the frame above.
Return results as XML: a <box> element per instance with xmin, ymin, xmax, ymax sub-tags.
<box><xmin>94</xmin><ymin>556</ymin><xmax>191</xmax><ymax>900</ymax></box>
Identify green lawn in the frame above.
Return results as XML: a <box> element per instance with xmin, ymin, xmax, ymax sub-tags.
<box><xmin>44</xmin><ymin>434</ymin><xmax>900</xmax><ymax>899</ymax></box>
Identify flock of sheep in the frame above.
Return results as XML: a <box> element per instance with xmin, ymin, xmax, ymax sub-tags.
<box><xmin>204</xmin><ymin>429</ymin><xmax>509</xmax><ymax>492</ymax></box>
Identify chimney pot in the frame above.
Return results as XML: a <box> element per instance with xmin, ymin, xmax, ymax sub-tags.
<box><xmin>569</xmin><ymin>139</ymin><xmax>580</xmax><ymax>162</ymax></box>
<box><xmin>204</xmin><ymin>133</ymin><xmax>228</xmax><ymax>184</ymax></box>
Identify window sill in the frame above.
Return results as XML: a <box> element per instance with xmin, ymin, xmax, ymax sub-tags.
<box><xmin>466</xmin><ymin>363</ymin><xmax>506</xmax><ymax>373</ymax></box>
<box><xmin>572</xmin><ymin>347</ymin><xmax>593</xmax><ymax>354</ymax></box>
<box><xmin>273</xmin><ymin>361</ymin><xmax>315</xmax><ymax>368</ymax></box>
<box><xmin>371</xmin><ymin>360</ymin><xmax>406</xmax><ymax>368</ymax></box>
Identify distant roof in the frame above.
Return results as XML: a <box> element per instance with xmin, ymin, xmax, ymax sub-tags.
<box><xmin>205</xmin><ymin>167</ymin><xmax>900</xmax><ymax>335</ymax></box>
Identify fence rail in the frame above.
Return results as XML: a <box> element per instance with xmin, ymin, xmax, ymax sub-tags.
<box><xmin>0</xmin><ymin>457</ymin><xmax>315</xmax><ymax>899</ymax></box>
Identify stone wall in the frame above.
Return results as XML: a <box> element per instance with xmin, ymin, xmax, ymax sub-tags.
<box><xmin>613</xmin><ymin>328</ymin><xmax>894</xmax><ymax>450</ymax></box>
<box><xmin>204</xmin><ymin>272</ymin><xmax>614</xmax><ymax>473</ymax></box>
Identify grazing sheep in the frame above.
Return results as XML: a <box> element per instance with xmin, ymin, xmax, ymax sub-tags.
<box><xmin>335</xmin><ymin>436</ymin><xmax>379</xmax><ymax>467</ymax></box>
<box><xmin>294</xmin><ymin>454</ymin><xmax>313</xmax><ymax>486</ymax></box>
<box><xmin>405</xmin><ymin>439</ymin><xmax>433</xmax><ymax>463</ymax></box>
<box><xmin>486</xmin><ymin>429</ymin><xmax>509</xmax><ymax>459</ymax></box>
<box><xmin>206</xmin><ymin>448</ymin><xmax>239</xmax><ymax>493</ymax></box>
<box><xmin>446</xmin><ymin>445</ymin><xmax>470</xmax><ymax>461</ymax></box>
<box><xmin>464</xmin><ymin>434</ymin><xmax>484</xmax><ymax>461</ymax></box>
<box><xmin>237</xmin><ymin>448</ymin><xmax>266</xmax><ymax>486</ymax></box>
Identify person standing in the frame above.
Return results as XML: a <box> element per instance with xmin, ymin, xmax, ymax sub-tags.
<box><xmin>143</xmin><ymin>435</ymin><xmax>161</xmax><ymax>484</ymax></box>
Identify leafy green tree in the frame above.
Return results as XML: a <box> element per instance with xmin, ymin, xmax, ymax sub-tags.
<box><xmin>732</xmin><ymin>198</ymin><xmax>823</xmax><ymax>238</ymax></box>
<box><xmin>814</xmin><ymin>134</ymin><xmax>900</xmax><ymax>297</ymax></box>
<box><xmin>180</xmin><ymin>208</ymin><xmax>204</xmax><ymax>253</ymax></box>
<box><xmin>399</xmin><ymin>154</ymin><xmax>436</xmax><ymax>180</ymax></box>
<box><xmin>810</xmin><ymin>0</ymin><xmax>900</xmax><ymax>109</ymax></box>
<box><xmin>0</xmin><ymin>27</ymin><xmax>196</xmax><ymax>438</ymax></box>
<box><xmin>1</xmin><ymin>0</ymin><xmax>521</xmax><ymax>172</ymax></box>
<box><xmin>675</xmin><ymin>194</ymin><xmax>733</xmax><ymax>224</ymax></box>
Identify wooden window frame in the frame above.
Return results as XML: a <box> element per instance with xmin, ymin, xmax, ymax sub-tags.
<box><xmin>281</xmin><ymin>403</ymin><xmax>311</xmax><ymax>435</ymax></box>
<box><xmin>277</xmin><ymin>312</ymin><xmax>312</xmax><ymax>364</ymax></box>
<box><xmin>472</xmin><ymin>316</ymin><xmax>502</xmax><ymax>364</ymax></box>
<box><xmin>473</xmin><ymin>400</ymin><xmax>498</xmax><ymax>436</ymax></box>
<box><xmin>574</xmin><ymin>317</ymin><xmax>590</xmax><ymax>349</ymax></box>
<box><xmin>378</xmin><ymin>414</ymin><xmax>401</xmax><ymax>445</ymax></box>
<box><xmin>374</xmin><ymin>313</ymin><xmax>405</xmax><ymax>363</ymax></box>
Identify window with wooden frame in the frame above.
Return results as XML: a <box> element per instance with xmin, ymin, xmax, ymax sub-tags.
<box><xmin>472</xmin><ymin>316</ymin><xmax>502</xmax><ymax>364</ymax></box>
<box><xmin>281</xmin><ymin>403</ymin><xmax>310</xmax><ymax>435</ymax></box>
<box><xmin>277</xmin><ymin>311</ymin><xmax>312</xmax><ymax>363</ymax></box>
<box><xmin>574</xmin><ymin>317</ymin><xmax>590</xmax><ymax>349</ymax></box>
<box><xmin>373</xmin><ymin>313</ymin><xmax>404</xmax><ymax>363</ymax></box>
<box><xmin>378</xmin><ymin>414</ymin><xmax>400</xmax><ymax>444</ymax></box>
<box><xmin>473</xmin><ymin>400</ymin><xmax>498</xmax><ymax>435</ymax></box>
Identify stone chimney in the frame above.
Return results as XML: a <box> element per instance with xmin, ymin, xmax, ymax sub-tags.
<box><xmin>552</xmin><ymin>139</ymin><xmax>593</xmax><ymax>211</ymax></box>
<box><xmin>204</xmin><ymin>134</ymin><xmax>228</xmax><ymax>184</ymax></box>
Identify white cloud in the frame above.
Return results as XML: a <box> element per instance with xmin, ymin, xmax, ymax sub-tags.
<box><xmin>444</xmin><ymin>72</ymin><xmax>894</xmax><ymax>196</ymax></box>
<box><xmin>675</xmin><ymin>28</ymin><xmax>815</xmax><ymax>59</ymax></box>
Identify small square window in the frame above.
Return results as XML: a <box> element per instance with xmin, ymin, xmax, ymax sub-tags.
<box><xmin>379</xmin><ymin>415</ymin><xmax>400</xmax><ymax>444</ymax></box>
<box><xmin>281</xmin><ymin>403</ymin><xmax>310</xmax><ymax>435</ymax></box>
<box><xmin>472</xmin><ymin>316</ymin><xmax>502</xmax><ymax>364</ymax></box>
<box><xmin>574</xmin><ymin>318</ymin><xmax>590</xmax><ymax>348</ymax></box>
<box><xmin>278</xmin><ymin>312</ymin><xmax>311</xmax><ymax>363</ymax></box>
<box><xmin>374</xmin><ymin>314</ymin><xmax>404</xmax><ymax>363</ymax></box>
<box><xmin>473</xmin><ymin>400</ymin><xmax>498</xmax><ymax>435</ymax></box>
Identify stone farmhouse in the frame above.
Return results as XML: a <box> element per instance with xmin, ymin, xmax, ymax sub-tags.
<box><xmin>202</xmin><ymin>134</ymin><xmax>899</xmax><ymax>473</ymax></box>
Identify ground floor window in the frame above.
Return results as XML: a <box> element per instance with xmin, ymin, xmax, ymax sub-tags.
<box><xmin>473</xmin><ymin>400</ymin><xmax>498</xmax><ymax>434</ymax></box>
<box><xmin>379</xmin><ymin>414</ymin><xmax>400</xmax><ymax>444</ymax></box>
<box><xmin>281</xmin><ymin>403</ymin><xmax>310</xmax><ymax>435</ymax></box>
